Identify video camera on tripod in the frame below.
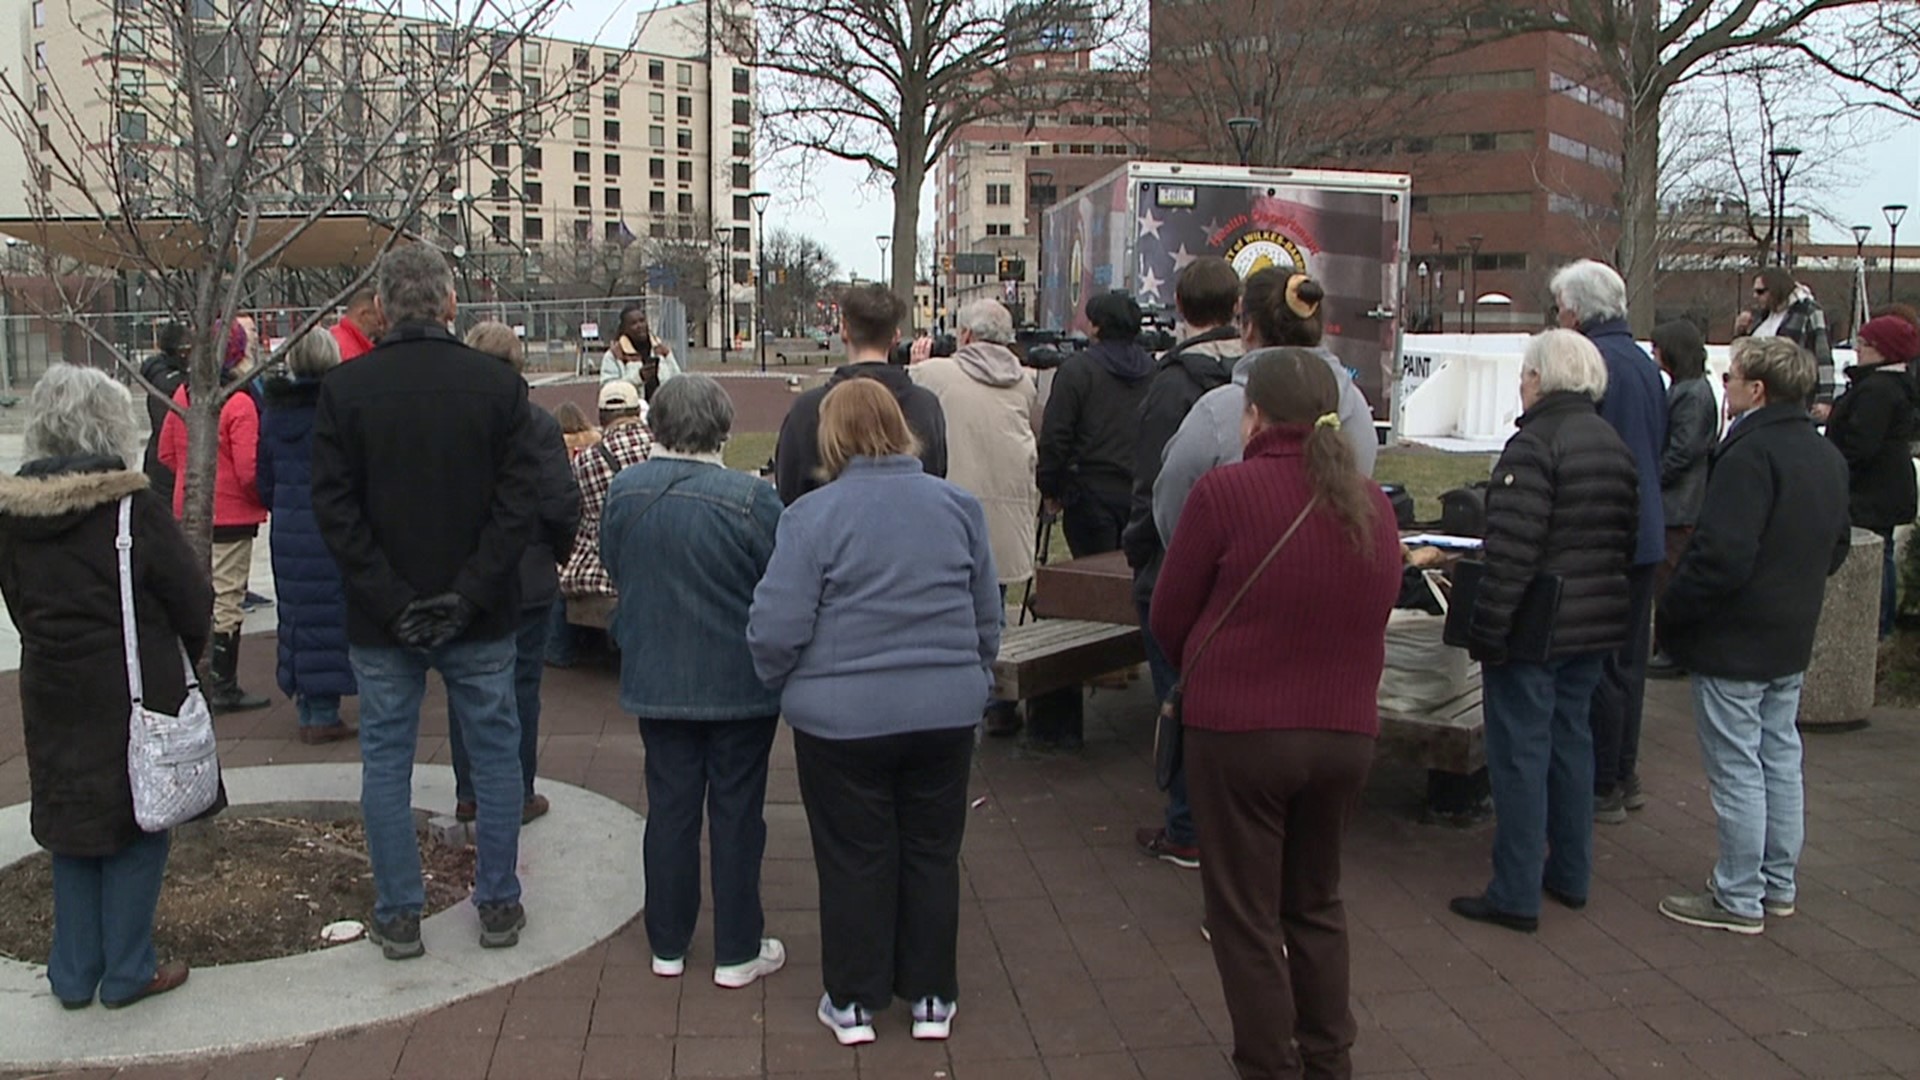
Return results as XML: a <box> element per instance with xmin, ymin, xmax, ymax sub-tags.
<box><xmin>1016</xmin><ymin>304</ymin><xmax>1180</xmax><ymax>369</ymax></box>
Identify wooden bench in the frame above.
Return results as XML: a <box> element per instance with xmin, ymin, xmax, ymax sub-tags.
<box><xmin>991</xmin><ymin>619</ymin><xmax>1143</xmax><ymax>701</ymax></box>
<box><xmin>1378</xmin><ymin>674</ymin><xmax>1486</xmax><ymax>776</ymax></box>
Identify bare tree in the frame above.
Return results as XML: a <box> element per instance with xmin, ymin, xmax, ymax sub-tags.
<box><xmin>762</xmin><ymin>229</ymin><xmax>839</xmax><ymax>336</ymax></box>
<box><xmin>642</xmin><ymin>228</ymin><xmax>723</xmax><ymax>335</ymax></box>
<box><xmin>0</xmin><ymin>0</ymin><xmax>628</xmax><ymax>566</ymax></box>
<box><xmin>1455</xmin><ymin>0</ymin><xmax>1920</xmax><ymax>333</ymax></box>
<box><xmin>719</xmin><ymin>0</ymin><xmax>1115</xmax><ymax>313</ymax></box>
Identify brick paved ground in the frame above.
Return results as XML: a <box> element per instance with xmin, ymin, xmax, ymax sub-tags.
<box><xmin>2</xmin><ymin>639</ymin><xmax>1918</xmax><ymax>1079</ymax></box>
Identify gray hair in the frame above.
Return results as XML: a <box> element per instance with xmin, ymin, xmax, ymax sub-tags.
<box><xmin>464</xmin><ymin>321</ymin><xmax>524</xmax><ymax>372</ymax></box>
<box><xmin>377</xmin><ymin>244</ymin><xmax>456</xmax><ymax>327</ymax></box>
<box><xmin>286</xmin><ymin>328</ymin><xmax>342</xmax><ymax>379</ymax></box>
<box><xmin>24</xmin><ymin>363</ymin><xmax>140</xmax><ymax>468</ymax></box>
<box><xmin>1523</xmin><ymin>329</ymin><xmax>1610</xmax><ymax>401</ymax></box>
<box><xmin>1731</xmin><ymin>335</ymin><xmax>1815</xmax><ymax>405</ymax></box>
<box><xmin>955</xmin><ymin>299</ymin><xmax>1015</xmax><ymax>345</ymax></box>
<box><xmin>1549</xmin><ymin>259</ymin><xmax>1629</xmax><ymax>323</ymax></box>
<box><xmin>648</xmin><ymin>373</ymin><xmax>733</xmax><ymax>454</ymax></box>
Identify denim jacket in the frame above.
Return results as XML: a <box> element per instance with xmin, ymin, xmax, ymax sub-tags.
<box><xmin>602</xmin><ymin>455</ymin><xmax>784</xmax><ymax>720</ymax></box>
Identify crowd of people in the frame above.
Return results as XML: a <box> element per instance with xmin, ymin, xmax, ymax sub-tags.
<box><xmin>0</xmin><ymin>240</ymin><xmax>1907</xmax><ymax>1076</ymax></box>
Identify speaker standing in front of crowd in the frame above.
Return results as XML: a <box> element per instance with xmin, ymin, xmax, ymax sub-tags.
<box><xmin>0</xmin><ymin>364</ymin><xmax>216</xmax><ymax>1009</ymax></box>
<box><xmin>311</xmin><ymin>245</ymin><xmax>543</xmax><ymax>960</ymax></box>
<box><xmin>749</xmin><ymin>379</ymin><xmax>1000</xmax><ymax>1049</ymax></box>
<box><xmin>603</xmin><ymin>374</ymin><xmax>789</xmax><ymax>991</ymax></box>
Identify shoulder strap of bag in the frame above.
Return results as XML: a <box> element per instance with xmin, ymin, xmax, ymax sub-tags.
<box><xmin>115</xmin><ymin>495</ymin><xmax>198</xmax><ymax>709</ymax></box>
<box><xmin>1182</xmin><ymin>495</ymin><xmax>1320</xmax><ymax>676</ymax></box>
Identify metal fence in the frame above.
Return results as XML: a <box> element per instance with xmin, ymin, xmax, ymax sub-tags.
<box><xmin>0</xmin><ymin>294</ymin><xmax>689</xmax><ymax>390</ymax></box>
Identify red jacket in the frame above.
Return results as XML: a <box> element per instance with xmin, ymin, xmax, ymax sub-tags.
<box><xmin>1150</xmin><ymin>426</ymin><xmax>1400</xmax><ymax>736</ymax></box>
<box><xmin>156</xmin><ymin>384</ymin><xmax>269</xmax><ymax>527</ymax></box>
<box><xmin>330</xmin><ymin>319</ymin><xmax>376</xmax><ymax>362</ymax></box>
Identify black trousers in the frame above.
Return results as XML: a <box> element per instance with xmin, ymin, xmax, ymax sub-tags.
<box><xmin>1060</xmin><ymin>487</ymin><xmax>1131</xmax><ymax>560</ymax></box>
<box><xmin>638</xmin><ymin>715</ymin><xmax>780</xmax><ymax>966</ymax></box>
<box><xmin>1591</xmin><ymin>563</ymin><xmax>1656</xmax><ymax>795</ymax></box>
<box><xmin>793</xmin><ymin>726</ymin><xmax>975</xmax><ymax>1011</ymax></box>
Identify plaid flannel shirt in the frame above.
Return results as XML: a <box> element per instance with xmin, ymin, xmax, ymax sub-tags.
<box><xmin>560</xmin><ymin>419</ymin><xmax>654</xmax><ymax>598</ymax></box>
<box><xmin>1772</xmin><ymin>295</ymin><xmax>1836</xmax><ymax>405</ymax></box>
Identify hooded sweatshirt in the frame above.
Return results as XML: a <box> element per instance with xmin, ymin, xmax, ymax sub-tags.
<box><xmin>774</xmin><ymin>360</ymin><xmax>949</xmax><ymax>505</ymax></box>
<box><xmin>911</xmin><ymin>342</ymin><xmax>1039</xmax><ymax>584</ymax></box>
<box><xmin>1037</xmin><ymin>339</ymin><xmax>1155</xmax><ymax>500</ymax></box>
<box><xmin>1153</xmin><ymin>345</ymin><xmax>1377</xmax><ymax>548</ymax></box>
<box><xmin>1122</xmin><ymin>327</ymin><xmax>1244</xmax><ymax>604</ymax></box>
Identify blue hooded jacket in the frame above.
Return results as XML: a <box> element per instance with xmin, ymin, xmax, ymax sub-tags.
<box><xmin>1582</xmin><ymin>318</ymin><xmax>1668</xmax><ymax>566</ymax></box>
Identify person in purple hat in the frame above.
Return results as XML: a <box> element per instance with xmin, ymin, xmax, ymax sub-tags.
<box><xmin>1827</xmin><ymin>314</ymin><xmax>1920</xmax><ymax>637</ymax></box>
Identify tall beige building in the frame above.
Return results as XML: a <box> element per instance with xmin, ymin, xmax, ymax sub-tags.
<box><xmin>14</xmin><ymin>0</ymin><xmax>758</xmax><ymax>346</ymax></box>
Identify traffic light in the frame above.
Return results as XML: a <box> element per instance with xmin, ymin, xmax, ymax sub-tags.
<box><xmin>997</xmin><ymin>257</ymin><xmax>1025</xmax><ymax>282</ymax></box>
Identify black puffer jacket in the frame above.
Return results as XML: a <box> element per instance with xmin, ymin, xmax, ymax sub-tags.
<box><xmin>1661</xmin><ymin>404</ymin><xmax>1852</xmax><ymax>680</ymax></box>
<box><xmin>1824</xmin><ymin>365</ymin><xmax>1918</xmax><ymax>531</ymax></box>
<box><xmin>1037</xmin><ymin>339</ymin><xmax>1154</xmax><ymax>502</ymax></box>
<box><xmin>0</xmin><ymin>459</ymin><xmax>218</xmax><ymax>857</ymax></box>
<box><xmin>1121</xmin><ymin>327</ymin><xmax>1243</xmax><ymax>604</ymax></box>
<box><xmin>1467</xmin><ymin>392</ymin><xmax>1640</xmax><ymax>664</ymax></box>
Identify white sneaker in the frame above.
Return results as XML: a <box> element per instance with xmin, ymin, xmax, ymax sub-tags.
<box><xmin>911</xmin><ymin>996</ymin><xmax>956</xmax><ymax>1040</ymax></box>
<box><xmin>713</xmin><ymin>938</ymin><xmax>786</xmax><ymax>989</ymax></box>
<box><xmin>817</xmin><ymin>993</ymin><xmax>877</xmax><ymax>1046</ymax></box>
<box><xmin>651</xmin><ymin>955</ymin><xmax>685</xmax><ymax>978</ymax></box>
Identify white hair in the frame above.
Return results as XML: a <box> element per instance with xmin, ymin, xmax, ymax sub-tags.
<box><xmin>1523</xmin><ymin>329</ymin><xmax>1610</xmax><ymax>402</ymax></box>
<box><xmin>1550</xmin><ymin>259</ymin><xmax>1629</xmax><ymax>323</ymax></box>
<box><xmin>955</xmin><ymin>299</ymin><xmax>1015</xmax><ymax>345</ymax></box>
<box><xmin>24</xmin><ymin>364</ymin><xmax>141</xmax><ymax>468</ymax></box>
<box><xmin>285</xmin><ymin>328</ymin><xmax>342</xmax><ymax>379</ymax></box>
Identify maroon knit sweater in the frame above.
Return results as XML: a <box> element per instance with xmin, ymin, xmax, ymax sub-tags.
<box><xmin>1150</xmin><ymin>426</ymin><xmax>1401</xmax><ymax>736</ymax></box>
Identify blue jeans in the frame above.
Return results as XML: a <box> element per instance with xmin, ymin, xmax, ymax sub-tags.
<box><xmin>1138</xmin><ymin>597</ymin><xmax>1194</xmax><ymax>846</ymax></box>
<box><xmin>450</xmin><ymin>608</ymin><xmax>550</xmax><ymax>803</ymax></box>
<box><xmin>1691</xmin><ymin>673</ymin><xmax>1806</xmax><ymax>920</ymax></box>
<box><xmin>296</xmin><ymin>693</ymin><xmax>342</xmax><ymax>729</ymax></box>
<box><xmin>545</xmin><ymin>596</ymin><xmax>580</xmax><ymax>666</ymax></box>
<box><xmin>638</xmin><ymin>715</ymin><xmax>780</xmax><ymax>966</ymax></box>
<box><xmin>48</xmin><ymin>830</ymin><xmax>170</xmax><ymax>1004</ymax></box>
<box><xmin>1481</xmin><ymin>653</ymin><xmax>1606</xmax><ymax>916</ymax></box>
<box><xmin>352</xmin><ymin>635</ymin><xmax>522</xmax><ymax>921</ymax></box>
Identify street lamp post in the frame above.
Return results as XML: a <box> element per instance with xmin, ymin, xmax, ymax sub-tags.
<box><xmin>1466</xmin><ymin>234</ymin><xmax>1483</xmax><ymax>333</ymax></box>
<box><xmin>1226</xmin><ymin>117</ymin><xmax>1260</xmax><ymax>167</ymax></box>
<box><xmin>1455</xmin><ymin>244</ymin><xmax>1470</xmax><ymax>330</ymax></box>
<box><xmin>1415</xmin><ymin>261</ymin><xmax>1428</xmax><ymax>332</ymax></box>
<box><xmin>1769</xmin><ymin>147</ymin><xmax>1802</xmax><ymax>266</ymax></box>
<box><xmin>718</xmin><ymin>233</ymin><xmax>732</xmax><ymax>363</ymax></box>
<box><xmin>750</xmin><ymin>190</ymin><xmax>772</xmax><ymax>373</ymax></box>
<box><xmin>1851</xmin><ymin>223</ymin><xmax>1871</xmax><ymax>339</ymax></box>
<box><xmin>876</xmin><ymin>234</ymin><xmax>891</xmax><ymax>288</ymax></box>
<box><xmin>1029</xmin><ymin>168</ymin><xmax>1054</xmax><ymax>328</ymax></box>
<box><xmin>1886</xmin><ymin>204</ymin><xmax>1908</xmax><ymax>308</ymax></box>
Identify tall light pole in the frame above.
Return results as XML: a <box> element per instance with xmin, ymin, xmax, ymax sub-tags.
<box><xmin>1455</xmin><ymin>243</ymin><xmax>1470</xmax><ymax>330</ymax></box>
<box><xmin>1029</xmin><ymin>168</ymin><xmax>1054</xmax><ymax>328</ymax></box>
<box><xmin>1466</xmin><ymin>234</ymin><xmax>1483</xmax><ymax>333</ymax></box>
<box><xmin>1886</xmin><ymin>204</ymin><xmax>1908</xmax><ymax>307</ymax></box>
<box><xmin>1769</xmin><ymin>147</ymin><xmax>1802</xmax><ymax>266</ymax></box>
<box><xmin>718</xmin><ymin>232</ymin><xmax>732</xmax><ymax>363</ymax></box>
<box><xmin>750</xmin><ymin>190</ymin><xmax>772</xmax><ymax>373</ymax></box>
<box><xmin>1226</xmin><ymin>117</ymin><xmax>1260</xmax><ymax>167</ymax></box>
<box><xmin>1851</xmin><ymin>223</ymin><xmax>1871</xmax><ymax>338</ymax></box>
<box><xmin>1415</xmin><ymin>261</ymin><xmax>1428</xmax><ymax>332</ymax></box>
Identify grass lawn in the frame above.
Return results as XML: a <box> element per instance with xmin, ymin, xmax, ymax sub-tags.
<box><xmin>723</xmin><ymin>431</ymin><xmax>778</xmax><ymax>473</ymax></box>
<box><xmin>1375</xmin><ymin>444</ymin><xmax>1497</xmax><ymax>522</ymax></box>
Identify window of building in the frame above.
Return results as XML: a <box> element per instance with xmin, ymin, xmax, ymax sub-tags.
<box><xmin>604</xmin><ymin>119</ymin><xmax>620</xmax><ymax>141</ymax></box>
<box><xmin>572</xmin><ymin>116</ymin><xmax>590</xmax><ymax>140</ymax></box>
<box><xmin>118</xmin><ymin>67</ymin><xmax>145</xmax><ymax>97</ymax></box>
<box><xmin>677</xmin><ymin>192</ymin><xmax>693</xmax><ymax>213</ymax></box>
<box><xmin>34</xmin><ymin>42</ymin><xmax>45</xmax><ymax>69</ymax></box>
<box><xmin>733</xmin><ymin>195</ymin><xmax>750</xmax><ymax>221</ymax></box>
<box><xmin>733</xmin><ymin>257</ymin><xmax>751</xmax><ymax>284</ymax></box>
<box><xmin>492</xmin><ymin>215</ymin><xmax>511</xmax><ymax>241</ymax></box>
<box><xmin>648</xmin><ymin>125</ymin><xmax>665</xmax><ymax>148</ymax></box>
<box><xmin>523</xmin><ymin>41</ymin><xmax>541</xmax><ymax>65</ymax></box>
<box><xmin>523</xmin><ymin>216</ymin><xmax>543</xmax><ymax>241</ymax></box>
<box><xmin>573</xmin><ymin>150</ymin><xmax>590</xmax><ymax>173</ymax></box>
<box><xmin>490</xmin><ymin>71</ymin><xmax>513</xmax><ymax>92</ymax></box>
<box><xmin>571</xmin><ymin>218</ymin><xmax>590</xmax><ymax>240</ymax></box>
<box><xmin>676</xmin><ymin>129</ymin><xmax>693</xmax><ymax>150</ymax></box>
<box><xmin>603</xmin><ymin>87</ymin><xmax>619</xmax><ymax>109</ymax></box>
<box><xmin>525</xmin><ymin>181</ymin><xmax>542</xmax><ymax>203</ymax></box>
<box><xmin>986</xmin><ymin>223</ymin><xmax>1012</xmax><ymax>237</ymax></box>
<box><xmin>649</xmin><ymin>92</ymin><xmax>664</xmax><ymax>114</ymax></box>
<box><xmin>604</xmin><ymin>54</ymin><xmax>620</xmax><ymax>75</ymax></box>
<box><xmin>606</xmin><ymin>219</ymin><xmax>625</xmax><ymax>243</ymax></box>
<box><xmin>650</xmin><ymin>221</ymin><xmax>667</xmax><ymax>238</ymax></box>
<box><xmin>985</xmin><ymin>183</ymin><xmax>1012</xmax><ymax>206</ymax></box>
<box><xmin>33</xmin><ymin>1</ymin><xmax>44</xmax><ymax>27</ymax></box>
<box><xmin>603</xmin><ymin>153</ymin><xmax>620</xmax><ymax>176</ymax></box>
<box><xmin>1403</xmin><ymin>136</ymin><xmax>1432</xmax><ymax>154</ymax></box>
<box><xmin>572</xmin><ymin>47</ymin><xmax>589</xmax><ymax>71</ymax></box>
<box><xmin>732</xmin><ymin>68</ymin><xmax>749</xmax><ymax>94</ymax></box>
<box><xmin>525</xmin><ymin>147</ymin><xmax>542</xmax><ymax>170</ymax></box>
<box><xmin>606</xmin><ymin>187</ymin><xmax>621</xmax><ymax>209</ymax></box>
<box><xmin>491</xmin><ymin>144</ymin><xmax>510</xmax><ymax>167</ymax></box>
<box><xmin>732</xmin><ymin>99</ymin><xmax>750</xmax><ymax>126</ymax></box>
<box><xmin>732</xmin><ymin>226</ymin><xmax>750</xmax><ymax>250</ymax></box>
<box><xmin>34</xmin><ymin>83</ymin><xmax>47</xmax><ymax>110</ymax></box>
<box><xmin>649</xmin><ymin>157</ymin><xmax>665</xmax><ymax>179</ymax></box>
<box><xmin>574</xmin><ymin>185</ymin><xmax>591</xmax><ymax>208</ymax></box>
<box><xmin>733</xmin><ymin>132</ymin><xmax>750</xmax><ymax>156</ymax></box>
<box><xmin>38</xmin><ymin>123</ymin><xmax>50</xmax><ymax>151</ymax></box>
<box><xmin>573</xmin><ymin>88</ymin><xmax>590</xmax><ymax>110</ymax></box>
<box><xmin>646</xmin><ymin>58</ymin><xmax>663</xmax><ymax>81</ymax></box>
<box><xmin>679</xmin><ymin>96</ymin><xmax>695</xmax><ymax>118</ymax></box>
<box><xmin>437</xmin><ymin>212</ymin><xmax>457</xmax><ymax>237</ymax></box>
<box><xmin>118</xmin><ymin>110</ymin><xmax>146</xmax><ymax>141</ymax></box>
<box><xmin>649</xmin><ymin>191</ymin><xmax>666</xmax><ymax>212</ymax></box>
<box><xmin>677</xmin><ymin>63</ymin><xmax>693</xmax><ymax>85</ymax></box>
<box><xmin>524</xmin><ymin>76</ymin><xmax>542</xmax><ymax>98</ymax></box>
<box><xmin>731</xmin><ymin>163</ymin><xmax>750</xmax><ymax>189</ymax></box>
<box><xmin>490</xmin><ymin>177</ymin><xmax>510</xmax><ymax>199</ymax></box>
<box><xmin>676</xmin><ymin>160</ymin><xmax>692</xmax><ymax>182</ymax></box>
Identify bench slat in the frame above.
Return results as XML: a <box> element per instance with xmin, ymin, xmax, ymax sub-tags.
<box><xmin>993</xmin><ymin>620</ymin><xmax>1142</xmax><ymax>700</ymax></box>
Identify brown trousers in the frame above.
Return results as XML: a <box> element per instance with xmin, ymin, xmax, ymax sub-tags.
<box><xmin>1186</xmin><ymin>727</ymin><xmax>1374</xmax><ymax>1080</ymax></box>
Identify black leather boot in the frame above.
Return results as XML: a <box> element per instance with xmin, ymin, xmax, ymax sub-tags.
<box><xmin>203</xmin><ymin>631</ymin><xmax>269</xmax><ymax>713</ymax></box>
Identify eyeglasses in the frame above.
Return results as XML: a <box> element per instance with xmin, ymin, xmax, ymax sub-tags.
<box><xmin>1752</xmin><ymin>287</ymin><xmax>1768</xmax><ymax>297</ymax></box>
<box><xmin>1722</xmin><ymin>371</ymin><xmax>1752</xmax><ymax>385</ymax></box>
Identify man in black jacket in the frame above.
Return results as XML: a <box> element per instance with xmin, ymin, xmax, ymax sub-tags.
<box><xmin>1656</xmin><ymin>337</ymin><xmax>1851</xmax><ymax>937</ymax></box>
<box><xmin>1038</xmin><ymin>291</ymin><xmax>1154</xmax><ymax>557</ymax></box>
<box><xmin>1121</xmin><ymin>258</ymin><xmax>1243</xmax><ymax>868</ymax></box>
<box><xmin>311</xmin><ymin>245</ymin><xmax>543</xmax><ymax>960</ymax></box>
<box><xmin>773</xmin><ymin>284</ymin><xmax>946</xmax><ymax>505</ymax></box>
<box><xmin>138</xmin><ymin>322</ymin><xmax>190</xmax><ymax>497</ymax></box>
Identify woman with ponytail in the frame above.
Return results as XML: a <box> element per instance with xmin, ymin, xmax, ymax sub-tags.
<box><xmin>1150</xmin><ymin>348</ymin><xmax>1401</xmax><ymax>1080</ymax></box>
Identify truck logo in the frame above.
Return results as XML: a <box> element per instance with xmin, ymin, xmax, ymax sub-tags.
<box><xmin>1225</xmin><ymin>229</ymin><xmax>1305</xmax><ymax>278</ymax></box>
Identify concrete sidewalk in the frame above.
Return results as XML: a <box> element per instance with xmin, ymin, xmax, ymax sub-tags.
<box><xmin>0</xmin><ymin>643</ymin><xmax>1917</xmax><ymax>1078</ymax></box>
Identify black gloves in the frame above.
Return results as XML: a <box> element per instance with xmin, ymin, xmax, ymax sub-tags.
<box><xmin>390</xmin><ymin>593</ymin><xmax>479</xmax><ymax>650</ymax></box>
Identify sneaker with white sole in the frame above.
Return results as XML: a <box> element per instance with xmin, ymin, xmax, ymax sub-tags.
<box><xmin>817</xmin><ymin>993</ymin><xmax>876</xmax><ymax>1046</ymax></box>
<box><xmin>1659</xmin><ymin>891</ymin><xmax>1763</xmax><ymax>935</ymax></box>
<box><xmin>1764</xmin><ymin>897</ymin><xmax>1796</xmax><ymax>918</ymax></box>
<box><xmin>911</xmin><ymin>996</ymin><xmax>956</xmax><ymax>1040</ymax></box>
<box><xmin>714</xmin><ymin>937</ymin><xmax>786</xmax><ymax>989</ymax></box>
<box><xmin>651</xmin><ymin>955</ymin><xmax>685</xmax><ymax>978</ymax></box>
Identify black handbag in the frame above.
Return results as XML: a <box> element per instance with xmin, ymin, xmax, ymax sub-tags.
<box><xmin>1154</xmin><ymin>496</ymin><xmax>1320</xmax><ymax>790</ymax></box>
<box><xmin>1441</xmin><ymin>559</ymin><xmax>1564</xmax><ymax>664</ymax></box>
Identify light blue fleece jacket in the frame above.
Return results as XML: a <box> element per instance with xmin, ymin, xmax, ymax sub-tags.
<box><xmin>747</xmin><ymin>454</ymin><xmax>1002</xmax><ymax>740</ymax></box>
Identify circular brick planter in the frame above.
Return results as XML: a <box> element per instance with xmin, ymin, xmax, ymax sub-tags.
<box><xmin>0</xmin><ymin>763</ymin><xmax>645</xmax><ymax>1072</ymax></box>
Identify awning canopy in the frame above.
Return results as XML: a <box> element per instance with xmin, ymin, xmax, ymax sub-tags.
<box><xmin>0</xmin><ymin>212</ymin><xmax>407</xmax><ymax>271</ymax></box>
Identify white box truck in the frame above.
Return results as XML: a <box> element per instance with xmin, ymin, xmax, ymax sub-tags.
<box><xmin>1038</xmin><ymin>161</ymin><xmax>1412</xmax><ymax>422</ymax></box>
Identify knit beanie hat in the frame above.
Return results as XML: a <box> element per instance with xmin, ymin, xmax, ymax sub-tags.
<box><xmin>1858</xmin><ymin>315</ymin><xmax>1920</xmax><ymax>366</ymax></box>
<box><xmin>223</xmin><ymin>322</ymin><xmax>249</xmax><ymax>371</ymax></box>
